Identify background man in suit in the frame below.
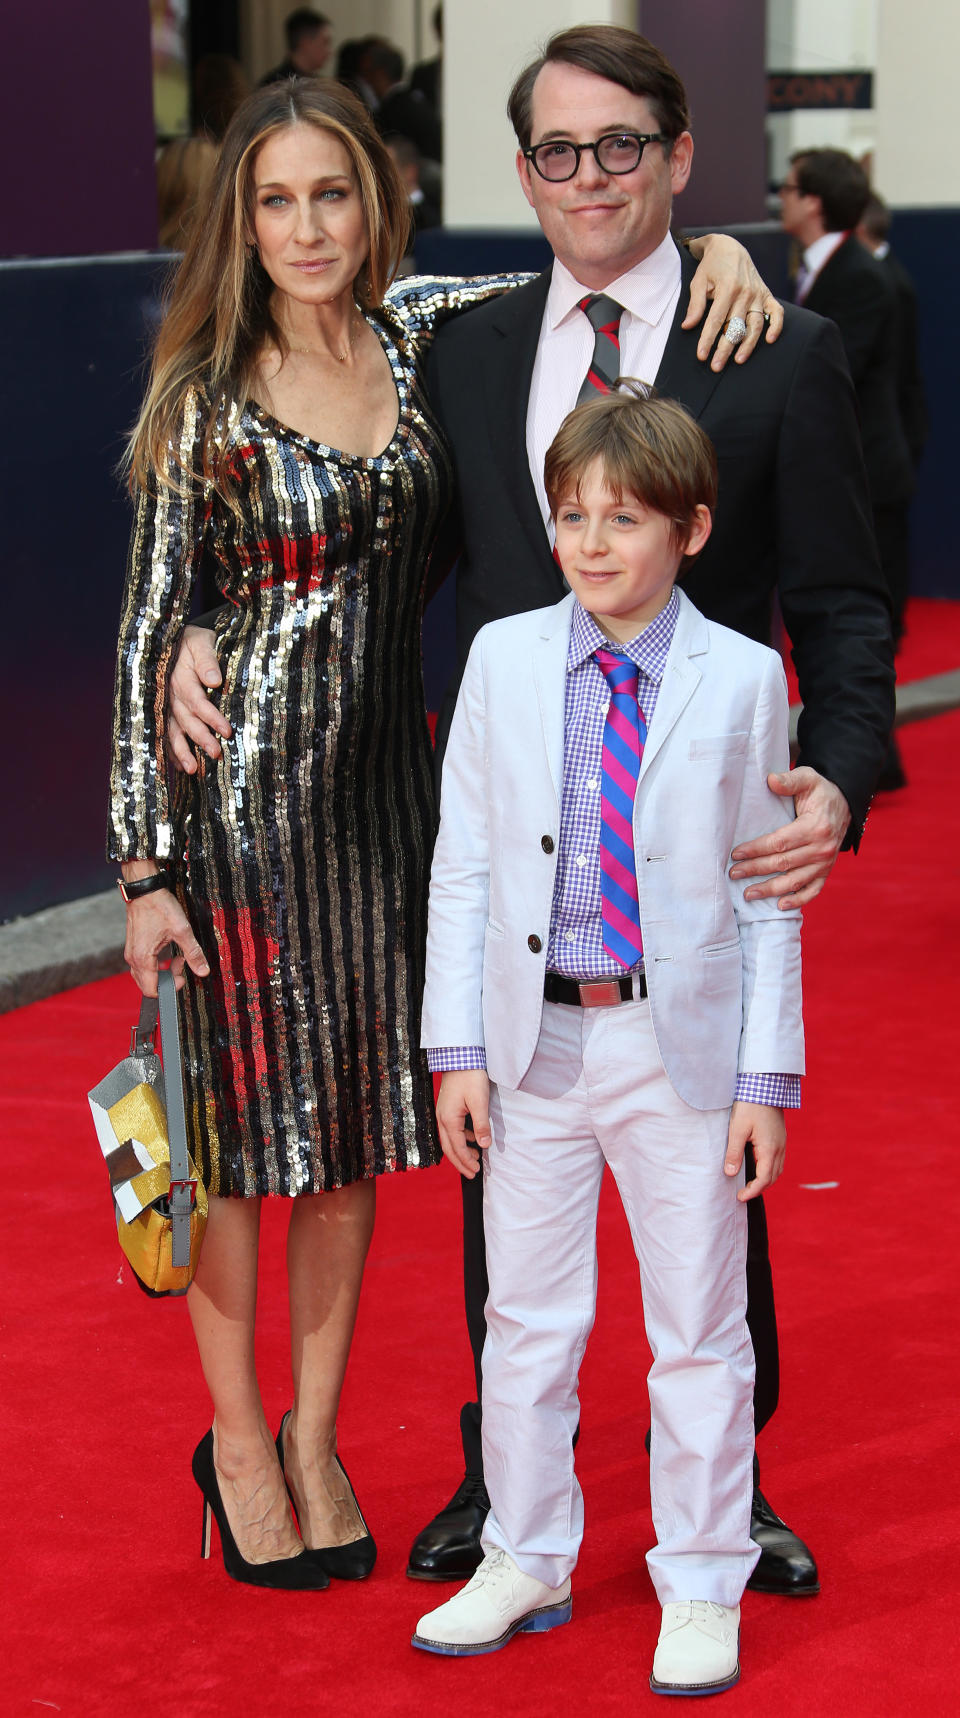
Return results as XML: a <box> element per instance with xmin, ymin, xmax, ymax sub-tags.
<box><xmin>780</xmin><ymin>149</ymin><xmax>912</xmax><ymax>788</ymax></box>
<box><xmin>409</xmin><ymin>27</ymin><xmax>893</xmax><ymax>1598</ymax></box>
<box><xmin>259</xmin><ymin>9</ymin><xmax>333</xmax><ymax>87</ymax></box>
<box><xmin>370</xmin><ymin>43</ymin><xmax>443</xmax><ymax>166</ymax></box>
<box><xmin>856</xmin><ymin>192</ymin><xmax>929</xmax><ymax>474</ymax></box>
<box><xmin>166</xmin><ymin>25</ymin><xmax>894</xmax><ymax>1604</ymax></box>
<box><xmin>410</xmin><ymin>3</ymin><xmax>443</xmax><ymax>115</ymax></box>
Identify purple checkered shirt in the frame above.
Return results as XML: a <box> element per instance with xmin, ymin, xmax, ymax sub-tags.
<box><xmin>429</xmin><ymin>589</ymin><xmax>800</xmax><ymax>1109</ymax></box>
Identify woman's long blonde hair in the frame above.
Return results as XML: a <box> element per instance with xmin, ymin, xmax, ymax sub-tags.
<box><xmin>127</xmin><ymin>78</ymin><xmax>411</xmax><ymax>501</ymax></box>
<box><xmin>155</xmin><ymin>134</ymin><xmax>218</xmax><ymax>250</ymax></box>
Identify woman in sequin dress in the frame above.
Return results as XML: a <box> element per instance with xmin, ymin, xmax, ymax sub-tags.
<box><xmin>109</xmin><ymin>79</ymin><xmax>521</xmax><ymax>1588</ymax></box>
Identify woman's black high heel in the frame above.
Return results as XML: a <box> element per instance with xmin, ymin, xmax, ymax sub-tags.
<box><xmin>192</xmin><ymin>1429</ymin><xmax>330</xmax><ymax>1590</ymax></box>
<box><xmin>276</xmin><ymin>1410</ymin><xmax>377</xmax><ymax>1580</ymax></box>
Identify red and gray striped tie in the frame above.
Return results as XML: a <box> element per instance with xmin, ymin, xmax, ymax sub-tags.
<box><xmin>577</xmin><ymin>294</ymin><xmax>624</xmax><ymax>402</ymax></box>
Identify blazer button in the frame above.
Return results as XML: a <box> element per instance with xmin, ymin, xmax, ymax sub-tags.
<box><xmin>541</xmin><ymin>835</ymin><xmax>555</xmax><ymax>854</ymax></box>
<box><xmin>527</xmin><ymin>934</ymin><xmax>542</xmax><ymax>953</ymax></box>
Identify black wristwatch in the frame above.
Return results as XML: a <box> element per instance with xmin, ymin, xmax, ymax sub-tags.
<box><xmin>117</xmin><ymin>871</ymin><xmax>173</xmax><ymax>904</ymax></box>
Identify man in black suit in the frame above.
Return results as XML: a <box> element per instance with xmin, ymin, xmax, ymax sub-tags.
<box><xmin>408</xmin><ymin>28</ymin><xmax>892</xmax><ymax>1597</ymax></box>
<box><xmin>781</xmin><ymin>149</ymin><xmax>911</xmax><ymax>786</ymax></box>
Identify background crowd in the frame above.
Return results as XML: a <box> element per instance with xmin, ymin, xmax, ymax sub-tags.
<box><xmin>157</xmin><ymin>7</ymin><xmax>444</xmax><ymax>265</ymax></box>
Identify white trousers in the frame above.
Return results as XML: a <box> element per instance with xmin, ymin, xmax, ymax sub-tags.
<box><xmin>479</xmin><ymin>996</ymin><xmax>760</xmax><ymax>1606</ymax></box>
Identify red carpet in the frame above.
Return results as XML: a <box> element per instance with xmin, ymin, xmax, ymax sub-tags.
<box><xmin>2</xmin><ymin>711</ymin><xmax>959</xmax><ymax>1716</ymax></box>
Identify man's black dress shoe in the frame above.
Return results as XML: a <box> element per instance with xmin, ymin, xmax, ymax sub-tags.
<box><xmin>747</xmin><ymin>1486</ymin><xmax>820</xmax><ymax>1595</ymax></box>
<box><xmin>406</xmin><ymin>1474</ymin><xmax>490</xmax><ymax>1581</ymax></box>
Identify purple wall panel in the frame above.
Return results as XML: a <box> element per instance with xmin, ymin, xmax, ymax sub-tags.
<box><xmin>636</xmin><ymin>0</ymin><xmax>767</xmax><ymax>227</ymax></box>
<box><xmin>2</xmin><ymin>2</ymin><xmax>157</xmax><ymax>258</ymax></box>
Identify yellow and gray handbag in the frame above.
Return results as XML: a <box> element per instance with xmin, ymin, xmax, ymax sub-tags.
<box><xmin>88</xmin><ymin>959</ymin><xmax>207</xmax><ymax>1297</ymax></box>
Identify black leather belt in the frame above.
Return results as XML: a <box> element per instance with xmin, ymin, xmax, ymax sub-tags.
<box><xmin>543</xmin><ymin>971</ymin><xmax>647</xmax><ymax>1008</ymax></box>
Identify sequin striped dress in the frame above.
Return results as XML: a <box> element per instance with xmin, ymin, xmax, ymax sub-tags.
<box><xmin>109</xmin><ymin>275</ymin><xmax>518</xmax><ymax>1197</ymax></box>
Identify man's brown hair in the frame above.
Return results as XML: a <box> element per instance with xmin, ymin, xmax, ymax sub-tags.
<box><xmin>790</xmin><ymin>148</ymin><xmax>870</xmax><ymax>233</ymax></box>
<box><xmin>544</xmin><ymin>384</ymin><xmax>717</xmax><ymax>568</ymax></box>
<box><xmin>507</xmin><ymin>25</ymin><xmax>691</xmax><ymax>153</ymax></box>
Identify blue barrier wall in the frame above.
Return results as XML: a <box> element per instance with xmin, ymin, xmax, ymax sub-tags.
<box><xmin>0</xmin><ymin>256</ymin><xmax>168</xmax><ymax>919</ymax></box>
<box><xmin>885</xmin><ymin>210</ymin><xmax>960</xmax><ymax>599</ymax></box>
<box><xmin>2</xmin><ymin>215</ymin><xmax>956</xmax><ymax>921</ymax></box>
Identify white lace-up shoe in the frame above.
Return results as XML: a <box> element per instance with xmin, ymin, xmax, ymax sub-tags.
<box><xmin>650</xmin><ymin>1600</ymin><xmax>741</xmax><ymax>1696</ymax></box>
<box><xmin>411</xmin><ymin>1548</ymin><xmax>572</xmax><ymax>1656</ymax></box>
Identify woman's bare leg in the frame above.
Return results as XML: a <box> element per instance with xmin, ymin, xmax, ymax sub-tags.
<box><xmin>282</xmin><ymin>1179</ymin><xmax>377</xmax><ymax>1547</ymax></box>
<box><xmin>187</xmin><ymin>1192</ymin><xmax>302</xmax><ymax>1562</ymax></box>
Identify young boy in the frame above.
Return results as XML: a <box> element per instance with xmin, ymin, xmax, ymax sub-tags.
<box><xmin>413</xmin><ymin>389</ymin><xmax>804</xmax><ymax>1696</ymax></box>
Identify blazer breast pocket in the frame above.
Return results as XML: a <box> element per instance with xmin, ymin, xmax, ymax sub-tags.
<box><xmin>688</xmin><ymin>733</ymin><xmax>749</xmax><ymax>762</ymax></box>
<box><xmin>700</xmin><ymin>939</ymin><xmax>742</xmax><ymax>998</ymax></box>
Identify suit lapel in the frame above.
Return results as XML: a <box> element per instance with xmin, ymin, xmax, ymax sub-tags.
<box><xmin>485</xmin><ymin>272</ymin><xmax>566</xmax><ymax>592</ymax></box>
<box><xmin>638</xmin><ymin>591</ymin><xmax>706</xmax><ymax>782</ymax></box>
<box><xmin>532</xmin><ymin>595</ymin><xmax>576</xmax><ymax>801</ymax></box>
<box><xmin>654</xmin><ymin>248</ymin><xmax>727</xmax><ymax>422</ymax></box>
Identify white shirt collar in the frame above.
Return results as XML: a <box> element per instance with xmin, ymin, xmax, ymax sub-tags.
<box><xmin>546</xmin><ymin>232</ymin><xmax>681</xmax><ymax>334</ymax></box>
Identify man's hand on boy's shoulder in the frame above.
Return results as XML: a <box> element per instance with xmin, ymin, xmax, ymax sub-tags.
<box><xmin>725</xmin><ymin>1103</ymin><xmax>787</xmax><ymax>1203</ymax></box>
<box><xmin>436</xmin><ymin>1070</ymin><xmax>492</xmax><ymax>1178</ymax></box>
<box><xmin>729</xmin><ymin>766</ymin><xmax>851</xmax><ymax>909</ymax></box>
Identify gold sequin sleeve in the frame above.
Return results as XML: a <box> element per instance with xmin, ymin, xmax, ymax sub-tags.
<box><xmin>107</xmin><ymin>385</ymin><xmax>214</xmax><ymax>862</ymax></box>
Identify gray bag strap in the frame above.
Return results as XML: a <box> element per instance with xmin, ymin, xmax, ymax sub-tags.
<box><xmin>132</xmin><ymin>993</ymin><xmax>159</xmax><ymax>1055</ymax></box>
<box><xmin>154</xmin><ymin>955</ymin><xmax>194</xmax><ymax>1269</ymax></box>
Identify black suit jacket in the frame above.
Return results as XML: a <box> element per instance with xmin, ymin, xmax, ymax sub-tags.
<box><xmin>426</xmin><ymin>250</ymin><xmax>895</xmax><ymax>846</ymax></box>
<box><xmin>803</xmin><ymin>236</ymin><xmax>914</xmax><ymax>506</ymax></box>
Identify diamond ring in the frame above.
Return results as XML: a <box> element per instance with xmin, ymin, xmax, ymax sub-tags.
<box><xmin>724</xmin><ymin>316</ymin><xmax>749</xmax><ymax>345</ymax></box>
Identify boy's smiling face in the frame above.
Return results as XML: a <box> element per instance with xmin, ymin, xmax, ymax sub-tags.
<box><xmin>554</xmin><ymin>459</ymin><xmax>712</xmax><ymax>643</ymax></box>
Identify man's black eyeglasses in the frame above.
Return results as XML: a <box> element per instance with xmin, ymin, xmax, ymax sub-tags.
<box><xmin>523</xmin><ymin>132</ymin><xmax>670</xmax><ymax>183</ymax></box>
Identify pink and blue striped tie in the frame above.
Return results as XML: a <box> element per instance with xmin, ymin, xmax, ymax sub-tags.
<box><xmin>594</xmin><ymin>647</ymin><xmax>646</xmax><ymax>967</ymax></box>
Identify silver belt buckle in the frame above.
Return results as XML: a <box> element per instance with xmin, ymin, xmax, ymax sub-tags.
<box><xmin>578</xmin><ymin>979</ymin><xmax>624</xmax><ymax>1008</ymax></box>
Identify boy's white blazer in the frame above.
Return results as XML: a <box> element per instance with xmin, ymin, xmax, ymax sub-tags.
<box><xmin>421</xmin><ymin>589</ymin><xmax>804</xmax><ymax>1109</ymax></box>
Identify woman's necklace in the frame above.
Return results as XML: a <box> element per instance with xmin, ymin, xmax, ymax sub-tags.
<box><xmin>289</xmin><ymin>312</ymin><xmax>363</xmax><ymax>364</ymax></box>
